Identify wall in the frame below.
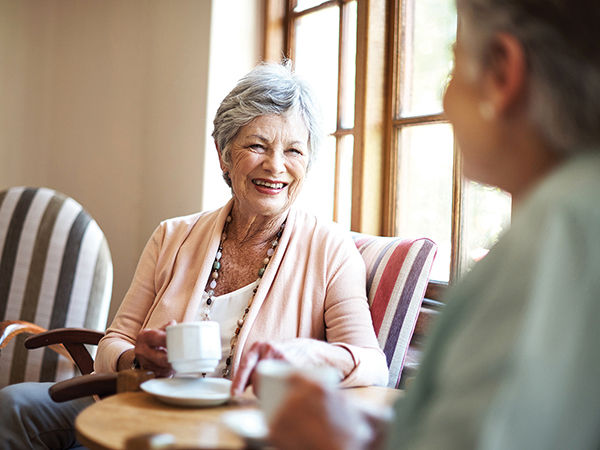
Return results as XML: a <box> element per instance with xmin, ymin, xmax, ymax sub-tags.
<box><xmin>202</xmin><ymin>0</ymin><xmax>263</xmax><ymax>210</ymax></box>
<box><xmin>0</xmin><ymin>0</ymin><xmax>261</xmax><ymax>324</ymax></box>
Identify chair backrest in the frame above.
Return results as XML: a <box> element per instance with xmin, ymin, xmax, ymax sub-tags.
<box><xmin>0</xmin><ymin>186</ymin><xmax>112</xmax><ymax>388</ymax></box>
<box><xmin>353</xmin><ymin>233</ymin><xmax>436</xmax><ymax>388</ymax></box>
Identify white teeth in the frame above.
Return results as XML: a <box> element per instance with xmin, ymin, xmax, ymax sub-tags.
<box><xmin>254</xmin><ymin>180</ymin><xmax>285</xmax><ymax>189</ymax></box>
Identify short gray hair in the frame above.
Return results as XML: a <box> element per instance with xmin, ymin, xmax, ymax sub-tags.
<box><xmin>212</xmin><ymin>61</ymin><xmax>322</xmax><ymax>172</ymax></box>
<box><xmin>457</xmin><ymin>0</ymin><xmax>600</xmax><ymax>154</ymax></box>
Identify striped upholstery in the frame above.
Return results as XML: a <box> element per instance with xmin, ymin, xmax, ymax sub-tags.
<box><xmin>353</xmin><ymin>234</ymin><xmax>436</xmax><ymax>388</ymax></box>
<box><xmin>0</xmin><ymin>187</ymin><xmax>112</xmax><ymax>388</ymax></box>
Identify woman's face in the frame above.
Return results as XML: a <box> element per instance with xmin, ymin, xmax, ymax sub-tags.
<box><xmin>221</xmin><ymin>111</ymin><xmax>310</xmax><ymax>220</ymax></box>
<box><xmin>443</xmin><ymin>34</ymin><xmax>501</xmax><ymax>185</ymax></box>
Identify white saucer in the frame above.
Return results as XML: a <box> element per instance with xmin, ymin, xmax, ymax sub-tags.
<box><xmin>140</xmin><ymin>377</ymin><xmax>231</xmax><ymax>407</ymax></box>
<box><xmin>221</xmin><ymin>409</ymin><xmax>269</xmax><ymax>445</ymax></box>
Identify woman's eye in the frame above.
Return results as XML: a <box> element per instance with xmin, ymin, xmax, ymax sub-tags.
<box><xmin>287</xmin><ymin>148</ymin><xmax>303</xmax><ymax>155</ymax></box>
<box><xmin>249</xmin><ymin>144</ymin><xmax>265</xmax><ymax>151</ymax></box>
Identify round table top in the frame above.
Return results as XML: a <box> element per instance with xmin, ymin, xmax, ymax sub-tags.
<box><xmin>76</xmin><ymin>386</ymin><xmax>401</xmax><ymax>450</ymax></box>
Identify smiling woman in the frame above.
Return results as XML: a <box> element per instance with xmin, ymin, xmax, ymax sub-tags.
<box><xmin>0</xmin><ymin>61</ymin><xmax>389</xmax><ymax>448</ymax></box>
<box><xmin>218</xmin><ymin>112</ymin><xmax>310</xmax><ymax>221</ymax></box>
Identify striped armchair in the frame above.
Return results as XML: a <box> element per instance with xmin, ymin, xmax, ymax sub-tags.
<box><xmin>0</xmin><ymin>186</ymin><xmax>112</xmax><ymax>388</ymax></box>
<box><xmin>353</xmin><ymin>233</ymin><xmax>436</xmax><ymax>388</ymax></box>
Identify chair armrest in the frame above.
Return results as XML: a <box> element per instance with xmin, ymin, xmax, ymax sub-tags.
<box><xmin>49</xmin><ymin>370</ymin><xmax>156</xmax><ymax>402</ymax></box>
<box><xmin>24</xmin><ymin>328</ymin><xmax>105</xmax><ymax>348</ymax></box>
<box><xmin>0</xmin><ymin>320</ymin><xmax>47</xmax><ymax>350</ymax></box>
<box><xmin>50</xmin><ymin>373</ymin><xmax>118</xmax><ymax>402</ymax></box>
<box><xmin>25</xmin><ymin>328</ymin><xmax>106</xmax><ymax>376</ymax></box>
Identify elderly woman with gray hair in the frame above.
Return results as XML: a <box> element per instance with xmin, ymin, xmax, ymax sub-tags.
<box><xmin>0</xmin><ymin>62</ymin><xmax>388</xmax><ymax>449</ymax></box>
<box><xmin>268</xmin><ymin>0</ymin><xmax>600</xmax><ymax>449</ymax></box>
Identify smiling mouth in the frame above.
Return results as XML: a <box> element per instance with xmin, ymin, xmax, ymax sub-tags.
<box><xmin>252</xmin><ymin>179</ymin><xmax>287</xmax><ymax>189</ymax></box>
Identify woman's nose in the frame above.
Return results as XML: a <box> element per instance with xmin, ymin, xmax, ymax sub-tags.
<box><xmin>262</xmin><ymin>149</ymin><xmax>285</xmax><ymax>174</ymax></box>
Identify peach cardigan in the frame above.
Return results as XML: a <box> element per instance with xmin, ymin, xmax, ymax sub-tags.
<box><xmin>95</xmin><ymin>200</ymin><xmax>389</xmax><ymax>387</ymax></box>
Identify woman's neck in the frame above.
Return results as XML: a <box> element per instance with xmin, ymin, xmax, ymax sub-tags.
<box><xmin>503</xmin><ymin>138</ymin><xmax>565</xmax><ymax>207</ymax></box>
<box><xmin>228</xmin><ymin>203</ymin><xmax>288</xmax><ymax>246</ymax></box>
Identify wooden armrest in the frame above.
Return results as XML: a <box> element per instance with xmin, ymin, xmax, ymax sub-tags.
<box><xmin>50</xmin><ymin>373</ymin><xmax>118</xmax><ymax>402</ymax></box>
<box><xmin>0</xmin><ymin>320</ymin><xmax>47</xmax><ymax>350</ymax></box>
<box><xmin>49</xmin><ymin>370</ymin><xmax>156</xmax><ymax>403</ymax></box>
<box><xmin>25</xmin><ymin>328</ymin><xmax>105</xmax><ymax>376</ymax></box>
<box><xmin>24</xmin><ymin>328</ymin><xmax>105</xmax><ymax>348</ymax></box>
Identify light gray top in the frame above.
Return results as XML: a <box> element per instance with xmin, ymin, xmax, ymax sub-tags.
<box><xmin>387</xmin><ymin>152</ymin><xmax>600</xmax><ymax>450</ymax></box>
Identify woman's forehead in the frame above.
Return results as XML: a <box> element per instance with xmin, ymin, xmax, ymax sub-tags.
<box><xmin>237</xmin><ymin>112</ymin><xmax>309</xmax><ymax>143</ymax></box>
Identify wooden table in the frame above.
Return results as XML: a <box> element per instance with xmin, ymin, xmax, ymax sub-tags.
<box><xmin>75</xmin><ymin>386</ymin><xmax>401</xmax><ymax>449</ymax></box>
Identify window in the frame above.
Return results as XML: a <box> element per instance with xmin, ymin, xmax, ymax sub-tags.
<box><xmin>264</xmin><ymin>0</ymin><xmax>512</xmax><ymax>298</ymax></box>
<box><xmin>386</xmin><ymin>0</ymin><xmax>511</xmax><ymax>284</ymax></box>
<box><xmin>268</xmin><ymin>0</ymin><xmax>358</xmax><ymax>229</ymax></box>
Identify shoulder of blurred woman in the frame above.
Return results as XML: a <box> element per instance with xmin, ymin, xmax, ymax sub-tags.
<box><xmin>518</xmin><ymin>151</ymin><xmax>600</xmax><ymax>219</ymax></box>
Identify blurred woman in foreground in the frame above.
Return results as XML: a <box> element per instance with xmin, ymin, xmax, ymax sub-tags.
<box><xmin>269</xmin><ymin>0</ymin><xmax>600</xmax><ymax>448</ymax></box>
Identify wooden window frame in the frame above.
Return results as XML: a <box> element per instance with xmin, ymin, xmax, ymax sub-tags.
<box><xmin>263</xmin><ymin>0</ymin><xmax>459</xmax><ymax>304</ymax></box>
<box><xmin>385</xmin><ymin>0</ymin><xmax>461</xmax><ymax>297</ymax></box>
<box><xmin>266</xmin><ymin>0</ymin><xmax>359</xmax><ymax>225</ymax></box>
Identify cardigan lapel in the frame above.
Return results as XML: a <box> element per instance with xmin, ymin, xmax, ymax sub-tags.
<box><xmin>181</xmin><ymin>199</ymin><xmax>234</xmax><ymax>323</ymax></box>
<box><xmin>230</xmin><ymin>206</ymin><xmax>298</xmax><ymax>371</ymax></box>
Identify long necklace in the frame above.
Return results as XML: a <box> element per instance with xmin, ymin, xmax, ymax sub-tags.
<box><xmin>201</xmin><ymin>214</ymin><xmax>285</xmax><ymax>378</ymax></box>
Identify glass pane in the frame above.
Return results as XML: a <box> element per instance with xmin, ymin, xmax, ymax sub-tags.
<box><xmin>295</xmin><ymin>0</ymin><xmax>326</xmax><ymax>12</ymax></box>
<box><xmin>400</xmin><ymin>0</ymin><xmax>456</xmax><ymax>117</ymax></box>
<box><xmin>296</xmin><ymin>135</ymin><xmax>336</xmax><ymax>221</ymax></box>
<box><xmin>461</xmin><ymin>181</ymin><xmax>511</xmax><ymax>273</ymax></box>
<box><xmin>340</xmin><ymin>1</ymin><xmax>357</xmax><ymax>129</ymax></box>
<box><xmin>294</xmin><ymin>6</ymin><xmax>340</xmax><ymax>134</ymax></box>
<box><xmin>395</xmin><ymin>123</ymin><xmax>454</xmax><ymax>282</ymax></box>
<box><xmin>335</xmin><ymin>135</ymin><xmax>354</xmax><ymax>228</ymax></box>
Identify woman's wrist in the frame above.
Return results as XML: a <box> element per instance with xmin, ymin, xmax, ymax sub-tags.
<box><xmin>116</xmin><ymin>348</ymin><xmax>137</xmax><ymax>371</ymax></box>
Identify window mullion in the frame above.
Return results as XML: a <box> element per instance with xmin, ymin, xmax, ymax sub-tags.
<box><xmin>352</xmin><ymin>0</ymin><xmax>387</xmax><ymax>234</ymax></box>
<box><xmin>333</xmin><ymin>1</ymin><xmax>346</xmax><ymax>222</ymax></box>
<box><xmin>450</xmin><ymin>137</ymin><xmax>463</xmax><ymax>282</ymax></box>
<box><xmin>383</xmin><ymin>0</ymin><xmax>401</xmax><ymax>236</ymax></box>
<box><xmin>286</xmin><ymin>0</ymin><xmax>297</xmax><ymax>60</ymax></box>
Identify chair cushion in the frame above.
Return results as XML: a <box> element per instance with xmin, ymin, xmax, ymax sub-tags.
<box><xmin>0</xmin><ymin>186</ymin><xmax>112</xmax><ymax>388</ymax></box>
<box><xmin>353</xmin><ymin>234</ymin><xmax>436</xmax><ymax>388</ymax></box>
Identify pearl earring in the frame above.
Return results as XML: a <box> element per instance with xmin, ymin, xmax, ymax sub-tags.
<box><xmin>479</xmin><ymin>102</ymin><xmax>495</xmax><ymax>120</ymax></box>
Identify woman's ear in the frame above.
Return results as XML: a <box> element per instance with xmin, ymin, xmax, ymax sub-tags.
<box><xmin>485</xmin><ymin>32</ymin><xmax>528</xmax><ymax>117</ymax></box>
<box><xmin>215</xmin><ymin>140</ymin><xmax>227</xmax><ymax>172</ymax></box>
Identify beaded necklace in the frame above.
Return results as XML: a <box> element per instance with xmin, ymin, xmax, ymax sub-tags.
<box><xmin>200</xmin><ymin>214</ymin><xmax>285</xmax><ymax>378</ymax></box>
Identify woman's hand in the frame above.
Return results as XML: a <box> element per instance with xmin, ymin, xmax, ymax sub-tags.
<box><xmin>133</xmin><ymin>320</ymin><xmax>176</xmax><ymax>377</ymax></box>
<box><xmin>230</xmin><ymin>339</ymin><xmax>351</xmax><ymax>396</ymax></box>
<box><xmin>269</xmin><ymin>374</ymin><xmax>378</xmax><ymax>450</ymax></box>
<box><xmin>230</xmin><ymin>341</ymin><xmax>288</xmax><ymax>395</ymax></box>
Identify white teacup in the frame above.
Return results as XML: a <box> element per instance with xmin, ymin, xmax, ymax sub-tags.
<box><xmin>166</xmin><ymin>321</ymin><xmax>221</xmax><ymax>375</ymax></box>
<box><xmin>256</xmin><ymin>359</ymin><xmax>341</xmax><ymax>424</ymax></box>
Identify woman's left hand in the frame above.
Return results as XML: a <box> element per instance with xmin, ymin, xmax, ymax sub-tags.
<box><xmin>230</xmin><ymin>339</ymin><xmax>350</xmax><ymax>395</ymax></box>
<box><xmin>230</xmin><ymin>341</ymin><xmax>289</xmax><ymax>395</ymax></box>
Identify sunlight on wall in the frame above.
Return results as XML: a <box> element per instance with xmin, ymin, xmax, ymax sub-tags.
<box><xmin>202</xmin><ymin>0</ymin><xmax>262</xmax><ymax>212</ymax></box>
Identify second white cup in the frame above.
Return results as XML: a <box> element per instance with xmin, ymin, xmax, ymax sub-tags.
<box><xmin>256</xmin><ymin>359</ymin><xmax>341</xmax><ymax>424</ymax></box>
<box><xmin>166</xmin><ymin>321</ymin><xmax>221</xmax><ymax>375</ymax></box>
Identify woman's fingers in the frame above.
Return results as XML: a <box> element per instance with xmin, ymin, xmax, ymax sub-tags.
<box><xmin>134</xmin><ymin>327</ymin><xmax>172</xmax><ymax>376</ymax></box>
<box><xmin>231</xmin><ymin>342</ymin><xmax>286</xmax><ymax>395</ymax></box>
<box><xmin>138</xmin><ymin>328</ymin><xmax>167</xmax><ymax>348</ymax></box>
<box><xmin>231</xmin><ymin>342</ymin><xmax>262</xmax><ymax>395</ymax></box>
<box><xmin>160</xmin><ymin>320</ymin><xmax>176</xmax><ymax>331</ymax></box>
